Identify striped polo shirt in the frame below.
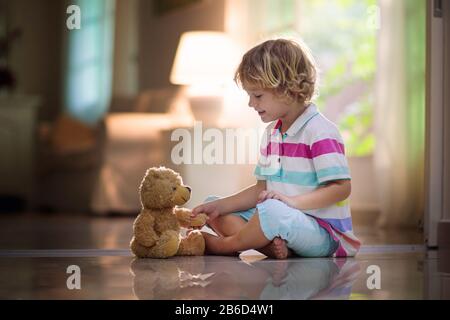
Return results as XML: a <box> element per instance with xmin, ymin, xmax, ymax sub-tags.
<box><xmin>254</xmin><ymin>104</ymin><xmax>361</xmax><ymax>257</ymax></box>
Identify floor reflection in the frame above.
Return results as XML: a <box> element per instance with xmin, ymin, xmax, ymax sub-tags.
<box><xmin>129</xmin><ymin>256</ymin><xmax>361</xmax><ymax>300</ymax></box>
<box><xmin>0</xmin><ymin>250</ymin><xmax>447</xmax><ymax>299</ymax></box>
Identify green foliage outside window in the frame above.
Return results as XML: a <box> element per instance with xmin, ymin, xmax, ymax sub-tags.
<box><xmin>261</xmin><ymin>0</ymin><xmax>378</xmax><ymax>156</ymax></box>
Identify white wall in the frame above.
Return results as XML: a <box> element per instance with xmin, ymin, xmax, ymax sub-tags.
<box><xmin>348</xmin><ymin>156</ymin><xmax>379</xmax><ymax>212</ymax></box>
<box><xmin>138</xmin><ymin>0</ymin><xmax>225</xmax><ymax>90</ymax></box>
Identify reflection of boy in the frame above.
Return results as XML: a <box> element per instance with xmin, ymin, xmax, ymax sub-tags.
<box><xmin>257</xmin><ymin>259</ymin><xmax>361</xmax><ymax>300</ymax></box>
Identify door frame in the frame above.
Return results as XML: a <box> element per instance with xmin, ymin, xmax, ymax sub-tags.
<box><xmin>425</xmin><ymin>0</ymin><xmax>450</xmax><ymax>248</ymax></box>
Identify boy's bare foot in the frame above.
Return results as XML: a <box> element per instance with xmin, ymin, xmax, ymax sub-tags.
<box><xmin>258</xmin><ymin>237</ymin><xmax>292</xmax><ymax>259</ymax></box>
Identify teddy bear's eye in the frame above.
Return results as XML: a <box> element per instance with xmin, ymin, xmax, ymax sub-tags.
<box><xmin>172</xmin><ymin>187</ymin><xmax>177</xmax><ymax>191</ymax></box>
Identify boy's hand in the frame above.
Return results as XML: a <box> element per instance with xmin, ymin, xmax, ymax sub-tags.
<box><xmin>258</xmin><ymin>190</ymin><xmax>296</xmax><ymax>207</ymax></box>
<box><xmin>192</xmin><ymin>201</ymin><xmax>221</xmax><ymax>221</ymax></box>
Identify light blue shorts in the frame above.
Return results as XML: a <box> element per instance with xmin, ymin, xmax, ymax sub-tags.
<box><xmin>205</xmin><ymin>196</ymin><xmax>339</xmax><ymax>258</ymax></box>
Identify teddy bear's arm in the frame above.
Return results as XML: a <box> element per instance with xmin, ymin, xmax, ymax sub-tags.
<box><xmin>174</xmin><ymin>207</ymin><xmax>192</xmax><ymax>228</ymax></box>
<box><xmin>133</xmin><ymin>212</ymin><xmax>158</xmax><ymax>247</ymax></box>
<box><xmin>174</xmin><ymin>207</ymin><xmax>207</xmax><ymax>228</ymax></box>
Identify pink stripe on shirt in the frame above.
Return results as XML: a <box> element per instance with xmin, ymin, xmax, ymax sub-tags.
<box><xmin>261</xmin><ymin>139</ymin><xmax>345</xmax><ymax>158</ymax></box>
<box><xmin>311</xmin><ymin>139</ymin><xmax>346</xmax><ymax>157</ymax></box>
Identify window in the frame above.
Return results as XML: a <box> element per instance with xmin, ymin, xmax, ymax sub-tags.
<box><xmin>64</xmin><ymin>0</ymin><xmax>115</xmax><ymax>125</ymax></box>
<box><xmin>246</xmin><ymin>0</ymin><xmax>378</xmax><ymax>156</ymax></box>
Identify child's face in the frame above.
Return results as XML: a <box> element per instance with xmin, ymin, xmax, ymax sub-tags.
<box><xmin>244</xmin><ymin>86</ymin><xmax>294</xmax><ymax>123</ymax></box>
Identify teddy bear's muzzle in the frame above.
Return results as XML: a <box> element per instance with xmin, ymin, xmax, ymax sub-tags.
<box><xmin>173</xmin><ymin>185</ymin><xmax>191</xmax><ymax>205</ymax></box>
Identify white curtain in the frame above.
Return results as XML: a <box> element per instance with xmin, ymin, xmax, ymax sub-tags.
<box><xmin>374</xmin><ymin>0</ymin><xmax>425</xmax><ymax>228</ymax></box>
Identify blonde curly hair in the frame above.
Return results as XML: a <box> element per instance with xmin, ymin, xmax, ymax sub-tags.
<box><xmin>234</xmin><ymin>38</ymin><xmax>318</xmax><ymax>105</ymax></box>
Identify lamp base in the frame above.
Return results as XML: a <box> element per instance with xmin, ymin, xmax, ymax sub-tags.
<box><xmin>188</xmin><ymin>96</ymin><xmax>223</xmax><ymax>127</ymax></box>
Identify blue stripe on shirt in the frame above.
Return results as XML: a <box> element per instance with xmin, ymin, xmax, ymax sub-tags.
<box><xmin>255</xmin><ymin>166</ymin><xmax>319</xmax><ymax>186</ymax></box>
<box><xmin>316</xmin><ymin>166</ymin><xmax>350</xmax><ymax>181</ymax></box>
<box><xmin>255</xmin><ymin>166</ymin><xmax>350</xmax><ymax>187</ymax></box>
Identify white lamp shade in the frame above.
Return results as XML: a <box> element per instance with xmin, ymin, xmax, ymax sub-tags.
<box><xmin>170</xmin><ymin>31</ymin><xmax>237</xmax><ymax>86</ymax></box>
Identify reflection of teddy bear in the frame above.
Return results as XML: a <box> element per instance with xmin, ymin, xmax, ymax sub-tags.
<box><xmin>130</xmin><ymin>167</ymin><xmax>207</xmax><ymax>258</ymax></box>
<box><xmin>129</xmin><ymin>257</ymin><xmax>215</xmax><ymax>300</ymax></box>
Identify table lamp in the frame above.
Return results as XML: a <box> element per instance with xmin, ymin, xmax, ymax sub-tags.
<box><xmin>170</xmin><ymin>31</ymin><xmax>237</xmax><ymax>127</ymax></box>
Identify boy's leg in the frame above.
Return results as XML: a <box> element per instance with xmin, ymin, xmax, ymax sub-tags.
<box><xmin>207</xmin><ymin>214</ymin><xmax>247</xmax><ymax>237</ymax></box>
<box><xmin>202</xmin><ymin>196</ymin><xmax>292</xmax><ymax>259</ymax></box>
<box><xmin>207</xmin><ymin>215</ymin><xmax>291</xmax><ymax>259</ymax></box>
<box><xmin>203</xmin><ymin>195</ymin><xmax>248</xmax><ymax>237</ymax></box>
<box><xmin>255</xmin><ymin>199</ymin><xmax>338</xmax><ymax>258</ymax></box>
<box><xmin>202</xmin><ymin>209</ymin><xmax>271</xmax><ymax>255</ymax></box>
<box><xmin>204</xmin><ymin>198</ymin><xmax>337</xmax><ymax>258</ymax></box>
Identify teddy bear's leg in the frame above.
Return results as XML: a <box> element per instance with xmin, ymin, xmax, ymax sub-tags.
<box><xmin>130</xmin><ymin>236</ymin><xmax>155</xmax><ymax>258</ymax></box>
<box><xmin>146</xmin><ymin>230</ymin><xmax>181</xmax><ymax>258</ymax></box>
<box><xmin>177</xmin><ymin>230</ymin><xmax>205</xmax><ymax>256</ymax></box>
<box><xmin>130</xmin><ymin>230</ymin><xmax>180</xmax><ymax>259</ymax></box>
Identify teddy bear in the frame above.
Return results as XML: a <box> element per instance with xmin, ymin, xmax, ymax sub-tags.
<box><xmin>130</xmin><ymin>166</ymin><xmax>208</xmax><ymax>258</ymax></box>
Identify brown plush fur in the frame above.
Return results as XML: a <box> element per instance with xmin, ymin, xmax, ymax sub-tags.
<box><xmin>130</xmin><ymin>167</ymin><xmax>207</xmax><ymax>258</ymax></box>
